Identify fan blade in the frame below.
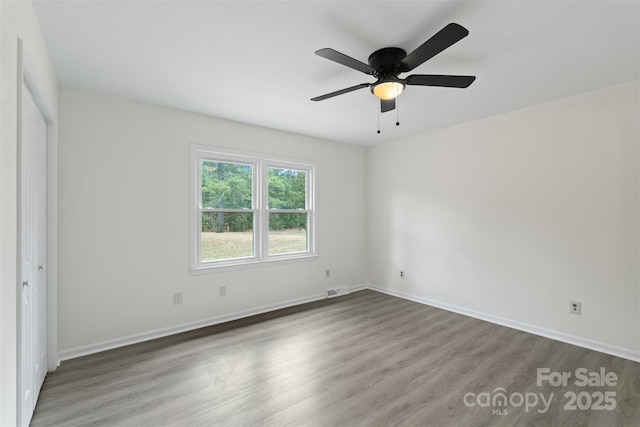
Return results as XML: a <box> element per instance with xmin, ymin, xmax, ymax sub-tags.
<box><xmin>311</xmin><ymin>83</ymin><xmax>371</xmax><ymax>101</ymax></box>
<box><xmin>400</xmin><ymin>23</ymin><xmax>469</xmax><ymax>72</ymax></box>
<box><xmin>315</xmin><ymin>48</ymin><xmax>376</xmax><ymax>75</ymax></box>
<box><xmin>405</xmin><ymin>74</ymin><xmax>476</xmax><ymax>88</ymax></box>
<box><xmin>381</xmin><ymin>98</ymin><xmax>395</xmax><ymax>113</ymax></box>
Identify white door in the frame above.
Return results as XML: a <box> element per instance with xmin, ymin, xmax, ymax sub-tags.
<box><xmin>20</xmin><ymin>81</ymin><xmax>48</xmax><ymax>427</ymax></box>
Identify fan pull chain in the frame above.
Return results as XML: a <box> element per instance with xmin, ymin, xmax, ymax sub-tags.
<box><xmin>377</xmin><ymin>102</ymin><xmax>381</xmax><ymax>134</ymax></box>
<box><xmin>396</xmin><ymin>98</ymin><xmax>400</xmax><ymax>126</ymax></box>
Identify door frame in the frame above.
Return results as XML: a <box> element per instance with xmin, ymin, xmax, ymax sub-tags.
<box><xmin>16</xmin><ymin>38</ymin><xmax>58</xmax><ymax>425</ymax></box>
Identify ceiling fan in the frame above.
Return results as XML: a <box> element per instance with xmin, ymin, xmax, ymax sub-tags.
<box><xmin>311</xmin><ymin>23</ymin><xmax>476</xmax><ymax>113</ymax></box>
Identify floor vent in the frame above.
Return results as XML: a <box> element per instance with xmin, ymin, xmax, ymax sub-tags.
<box><xmin>325</xmin><ymin>287</ymin><xmax>351</xmax><ymax>298</ymax></box>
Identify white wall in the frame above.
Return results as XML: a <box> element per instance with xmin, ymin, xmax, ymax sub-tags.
<box><xmin>367</xmin><ymin>80</ymin><xmax>640</xmax><ymax>357</ymax></box>
<box><xmin>0</xmin><ymin>0</ymin><xmax>58</xmax><ymax>424</ymax></box>
<box><xmin>57</xmin><ymin>87</ymin><xmax>367</xmax><ymax>354</ymax></box>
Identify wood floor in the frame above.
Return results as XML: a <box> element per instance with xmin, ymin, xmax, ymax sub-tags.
<box><xmin>32</xmin><ymin>290</ymin><xmax>639</xmax><ymax>426</ymax></box>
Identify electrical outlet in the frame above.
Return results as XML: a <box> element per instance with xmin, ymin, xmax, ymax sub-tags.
<box><xmin>173</xmin><ymin>291</ymin><xmax>183</xmax><ymax>305</ymax></box>
<box><xmin>400</xmin><ymin>271</ymin><xmax>405</xmax><ymax>278</ymax></box>
<box><xmin>219</xmin><ymin>286</ymin><xmax>226</xmax><ymax>297</ymax></box>
<box><xmin>570</xmin><ymin>301</ymin><xmax>581</xmax><ymax>315</ymax></box>
<box><xmin>325</xmin><ymin>269</ymin><xmax>330</xmax><ymax>279</ymax></box>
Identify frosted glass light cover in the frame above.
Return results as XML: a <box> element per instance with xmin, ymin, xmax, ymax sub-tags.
<box><xmin>372</xmin><ymin>82</ymin><xmax>404</xmax><ymax>100</ymax></box>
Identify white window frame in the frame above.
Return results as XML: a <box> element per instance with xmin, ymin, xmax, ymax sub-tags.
<box><xmin>190</xmin><ymin>145</ymin><xmax>317</xmax><ymax>273</ymax></box>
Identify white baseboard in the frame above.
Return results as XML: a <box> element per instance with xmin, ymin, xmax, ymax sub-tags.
<box><xmin>60</xmin><ymin>284</ymin><xmax>637</xmax><ymax>363</ymax></box>
<box><xmin>367</xmin><ymin>285</ymin><xmax>640</xmax><ymax>363</ymax></box>
<box><xmin>58</xmin><ymin>284</ymin><xmax>367</xmax><ymax>361</ymax></box>
<box><xmin>348</xmin><ymin>284</ymin><xmax>367</xmax><ymax>292</ymax></box>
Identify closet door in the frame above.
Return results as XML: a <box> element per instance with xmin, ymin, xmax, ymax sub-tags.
<box><xmin>19</xmin><ymin>81</ymin><xmax>48</xmax><ymax>427</ymax></box>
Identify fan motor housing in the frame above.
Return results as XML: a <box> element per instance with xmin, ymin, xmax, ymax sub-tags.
<box><xmin>368</xmin><ymin>47</ymin><xmax>407</xmax><ymax>74</ymax></box>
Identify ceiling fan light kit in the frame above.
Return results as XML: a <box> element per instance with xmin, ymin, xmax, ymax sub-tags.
<box><xmin>312</xmin><ymin>22</ymin><xmax>476</xmax><ymax>131</ymax></box>
<box><xmin>372</xmin><ymin>81</ymin><xmax>404</xmax><ymax>100</ymax></box>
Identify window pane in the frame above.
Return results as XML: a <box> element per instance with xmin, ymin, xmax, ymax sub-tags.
<box><xmin>201</xmin><ymin>212</ymin><xmax>254</xmax><ymax>261</ymax></box>
<box><xmin>202</xmin><ymin>161</ymin><xmax>252</xmax><ymax>209</ymax></box>
<box><xmin>268</xmin><ymin>168</ymin><xmax>306</xmax><ymax>210</ymax></box>
<box><xmin>269</xmin><ymin>212</ymin><xmax>307</xmax><ymax>255</ymax></box>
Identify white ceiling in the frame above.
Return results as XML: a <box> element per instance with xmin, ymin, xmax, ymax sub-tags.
<box><xmin>33</xmin><ymin>0</ymin><xmax>639</xmax><ymax>146</ymax></box>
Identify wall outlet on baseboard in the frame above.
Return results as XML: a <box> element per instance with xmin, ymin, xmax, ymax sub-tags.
<box><xmin>219</xmin><ymin>286</ymin><xmax>226</xmax><ymax>297</ymax></box>
<box><xmin>325</xmin><ymin>269</ymin><xmax>330</xmax><ymax>279</ymax></box>
<box><xmin>400</xmin><ymin>271</ymin><xmax>405</xmax><ymax>279</ymax></box>
<box><xmin>173</xmin><ymin>291</ymin><xmax>183</xmax><ymax>305</ymax></box>
<box><xmin>570</xmin><ymin>301</ymin><xmax>581</xmax><ymax>315</ymax></box>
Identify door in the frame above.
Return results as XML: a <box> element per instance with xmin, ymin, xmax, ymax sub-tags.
<box><xmin>20</xmin><ymin>81</ymin><xmax>48</xmax><ymax>427</ymax></box>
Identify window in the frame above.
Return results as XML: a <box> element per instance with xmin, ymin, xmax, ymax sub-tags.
<box><xmin>191</xmin><ymin>145</ymin><xmax>316</xmax><ymax>272</ymax></box>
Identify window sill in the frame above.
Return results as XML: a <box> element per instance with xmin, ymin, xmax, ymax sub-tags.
<box><xmin>190</xmin><ymin>253</ymin><xmax>319</xmax><ymax>275</ymax></box>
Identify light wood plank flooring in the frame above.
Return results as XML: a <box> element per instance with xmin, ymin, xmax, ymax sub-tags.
<box><xmin>32</xmin><ymin>290</ymin><xmax>639</xmax><ymax>426</ymax></box>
